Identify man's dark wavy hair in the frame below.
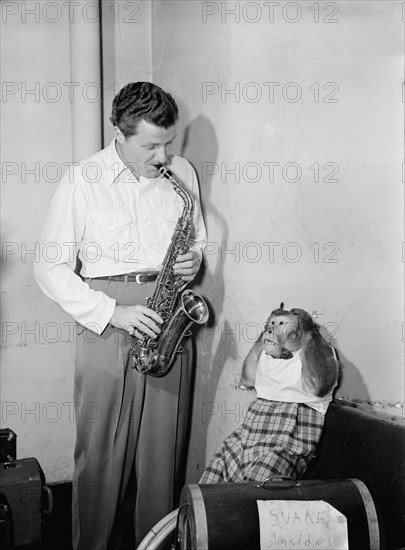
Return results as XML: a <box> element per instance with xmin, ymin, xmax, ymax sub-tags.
<box><xmin>110</xmin><ymin>82</ymin><xmax>179</xmax><ymax>137</ymax></box>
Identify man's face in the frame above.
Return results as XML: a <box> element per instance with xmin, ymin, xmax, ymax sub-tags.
<box><xmin>116</xmin><ymin>119</ymin><xmax>177</xmax><ymax>179</ymax></box>
<box><xmin>262</xmin><ymin>313</ymin><xmax>301</xmax><ymax>356</ymax></box>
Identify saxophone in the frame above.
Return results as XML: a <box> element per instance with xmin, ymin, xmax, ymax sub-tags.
<box><xmin>131</xmin><ymin>163</ymin><xmax>209</xmax><ymax>377</ymax></box>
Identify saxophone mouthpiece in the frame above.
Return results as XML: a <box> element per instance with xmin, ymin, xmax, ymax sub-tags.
<box><xmin>156</xmin><ymin>163</ymin><xmax>168</xmax><ymax>178</ymax></box>
<box><xmin>157</xmin><ymin>163</ymin><xmax>175</xmax><ymax>182</ymax></box>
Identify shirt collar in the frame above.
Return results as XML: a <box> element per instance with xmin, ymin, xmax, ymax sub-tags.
<box><xmin>105</xmin><ymin>138</ymin><xmax>137</xmax><ymax>187</ymax></box>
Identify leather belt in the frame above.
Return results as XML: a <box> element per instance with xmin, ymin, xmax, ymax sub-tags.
<box><xmin>90</xmin><ymin>271</ymin><xmax>159</xmax><ymax>284</ymax></box>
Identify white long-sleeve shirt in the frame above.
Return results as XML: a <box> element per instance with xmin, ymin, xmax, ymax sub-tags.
<box><xmin>34</xmin><ymin>139</ymin><xmax>207</xmax><ymax>334</ymax></box>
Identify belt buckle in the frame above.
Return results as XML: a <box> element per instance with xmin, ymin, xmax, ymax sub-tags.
<box><xmin>135</xmin><ymin>273</ymin><xmax>146</xmax><ymax>285</ymax></box>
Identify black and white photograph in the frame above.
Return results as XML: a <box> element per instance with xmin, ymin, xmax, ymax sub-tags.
<box><xmin>0</xmin><ymin>1</ymin><xmax>404</xmax><ymax>549</ymax></box>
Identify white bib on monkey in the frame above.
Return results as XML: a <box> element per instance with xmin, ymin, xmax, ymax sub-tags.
<box><xmin>254</xmin><ymin>350</ymin><xmax>335</xmax><ymax>415</ymax></box>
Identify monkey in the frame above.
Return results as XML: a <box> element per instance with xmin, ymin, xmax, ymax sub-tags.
<box><xmin>200</xmin><ymin>304</ymin><xmax>340</xmax><ymax>485</ymax></box>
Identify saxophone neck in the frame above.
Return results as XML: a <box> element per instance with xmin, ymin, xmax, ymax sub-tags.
<box><xmin>157</xmin><ymin>163</ymin><xmax>194</xmax><ymax>214</ymax></box>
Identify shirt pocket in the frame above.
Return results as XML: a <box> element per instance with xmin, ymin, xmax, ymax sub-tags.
<box><xmin>160</xmin><ymin>200</ymin><xmax>181</xmax><ymax>225</ymax></box>
<box><xmin>87</xmin><ymin>210</ymin><xmax>134</xmax><ymax>262</ymax></box>
<box><xmin>89</xmin><ymin>209</ymin><xmax>132</xmax><ymax>231</ymax></box>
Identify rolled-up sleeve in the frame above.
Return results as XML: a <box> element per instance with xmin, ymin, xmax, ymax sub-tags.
<box><xmin>34</xmin><ymin>168</ymin><xmax>116</xmax><ymax>334</ymax></box>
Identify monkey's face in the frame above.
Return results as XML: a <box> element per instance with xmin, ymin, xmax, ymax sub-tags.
<box><xmin>262</xmin><ymin>313</ymin><xmax>302</xmax><ymax>357</ymax></box>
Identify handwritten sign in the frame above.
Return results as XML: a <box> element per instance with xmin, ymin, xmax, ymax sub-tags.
<box><xmin>257</xmin><ymin>500</ymin><xmax>348</xmax><ymax>549</ymax></box>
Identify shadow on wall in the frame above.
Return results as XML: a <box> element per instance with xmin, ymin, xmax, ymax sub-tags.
<box><xmin>320</xmin><ymin>325</ymin><xmax>371</xmax><ymax>402</ymax></box>
<box><xmin>180</xmin><ymin>114</ymin><xmax>231</xmax><ymax>481</ymax></box>
<box><xmin>334</xmin><ymin>349</ymin><xmax>371</xmax><ymax>402</ymax></box>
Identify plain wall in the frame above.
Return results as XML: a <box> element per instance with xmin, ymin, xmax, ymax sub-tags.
<box><xmin>1</xmin><ymin>0</ymin><xmax>403</xmax><ymax>484</ymax></box>
<box><xmin>1</xmin><ymin>8</ymin><xmax>76</xmax><ymax>480</ymax></box>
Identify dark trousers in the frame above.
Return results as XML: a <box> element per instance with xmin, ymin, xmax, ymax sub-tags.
<box><xmin>72</xmin><ymin>279</ymin><xmax>192</xmax><ymax>550</ymax></box>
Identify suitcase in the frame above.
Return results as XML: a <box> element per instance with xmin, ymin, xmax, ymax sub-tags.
<box><xmin>0</xmin><ymin>493</ymin><xmax>14</xmax><ymax>550</ymax></box>
<box><xmin>0</xmin><ymin>458</ymin><xmax>52</xmax><ymax>547</ymax></box>
<box><xmin>0</xmin><ymin>429</ymin><xmax>17</xmax><ymax>463</ymax></box>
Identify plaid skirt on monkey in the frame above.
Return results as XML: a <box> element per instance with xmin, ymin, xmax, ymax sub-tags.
<box><xmin>199</xmin><ymin>398</ymin><xmax>324</xmax><ymax>484</ymax></box>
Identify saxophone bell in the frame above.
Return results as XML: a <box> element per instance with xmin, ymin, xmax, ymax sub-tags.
<box><xmin>135</xmin><ymin>289</ymin><xmax>209</xmax><ymax>377</ymax></box>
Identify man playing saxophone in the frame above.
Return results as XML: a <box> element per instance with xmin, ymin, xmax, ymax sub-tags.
<box><xmin>34</xmin><ymin>82</ymin><xmax>207</xmax><ymax>550</ymax></box>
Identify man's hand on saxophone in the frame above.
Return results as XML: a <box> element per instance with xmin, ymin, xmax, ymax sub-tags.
<box><xmin>109</xmin><ymin>248</ymin><xmax>201</xmax><ymax>339</ymax></box>
<box><xmin>110</xmin><ymin>305</ymin><xmax>163</xmax><ymax>340</ymax></box>
<box><xmin>173</xmin><ymin>250</ymin><xmax>201</xmax><ymax>281</ymax></box>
